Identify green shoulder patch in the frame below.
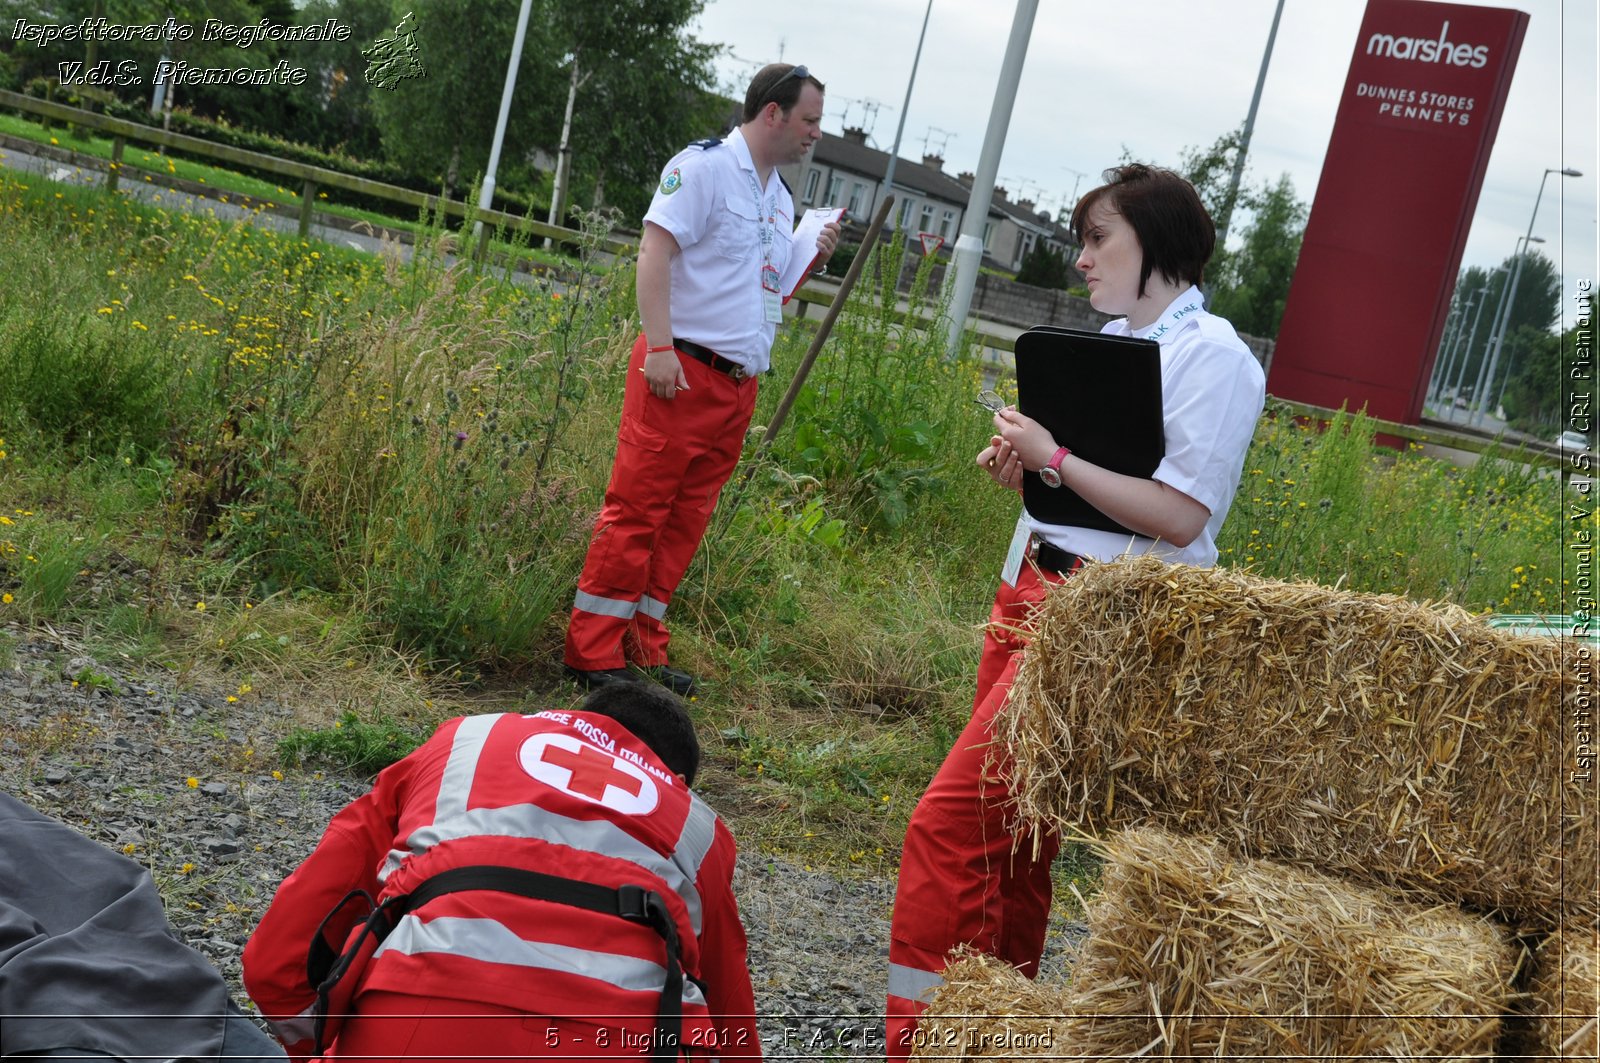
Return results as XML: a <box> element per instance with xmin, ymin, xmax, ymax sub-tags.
<box><xmin>659</xmin><ymin>167</ymin><xmax>683</xmax><ymax>195</ymax></box>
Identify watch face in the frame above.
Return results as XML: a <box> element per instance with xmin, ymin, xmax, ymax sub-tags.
<box><xmin>1040</xmin><ymin>466</ymin><xmax>1062</xmax><ymax>488</ymax></box>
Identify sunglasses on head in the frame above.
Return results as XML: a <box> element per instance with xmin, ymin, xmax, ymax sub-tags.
<box><xmin>762</xmin><ymin>65</ymin><xmax>810</xmax><ymax>106</ymax></box>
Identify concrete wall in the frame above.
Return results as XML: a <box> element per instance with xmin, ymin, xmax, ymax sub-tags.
<box><xmin>911</xmin><ymin>260</ymin><xmax>1276</xmax><ymax>371</ymax></box>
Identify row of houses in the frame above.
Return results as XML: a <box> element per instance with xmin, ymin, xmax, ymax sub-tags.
<box><xmin>778</xmin><ymin>126</ymin><xmax>1083</xmax><ymax>278</ymax></box>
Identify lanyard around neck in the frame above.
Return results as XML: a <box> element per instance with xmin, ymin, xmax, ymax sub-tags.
<box><xmin>743</xmin><ymin>170</ymin><xmax>776</xmax><ymax>266</ymax></box>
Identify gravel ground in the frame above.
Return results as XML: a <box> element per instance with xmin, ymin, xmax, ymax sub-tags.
<box><xmin>1</xmin><ymin>631</ymin><xmax>1083</xmax><ymax>1058</ymax></box>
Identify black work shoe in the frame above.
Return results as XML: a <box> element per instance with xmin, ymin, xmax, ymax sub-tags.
<box><xmin>639</xmin><ymin>665</ymin><xmax>699</xmax><ymax>698</ymax></box>
<box><xmin>564</xmin><ymin>665</ymin><xmax>641</xmax><ymax>691</ymax></box>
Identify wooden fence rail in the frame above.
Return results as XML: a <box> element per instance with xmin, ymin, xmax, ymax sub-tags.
<box><xmin>0</xmin><ymin>88</ymin><xmax>632</xmax><ymax>254</ymax></box>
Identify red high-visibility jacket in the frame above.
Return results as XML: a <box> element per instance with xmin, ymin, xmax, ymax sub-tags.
<box><xmin>242</xmin><ymin>711</ymin><xmax>760</xmax><ymax>1060</ymax></box>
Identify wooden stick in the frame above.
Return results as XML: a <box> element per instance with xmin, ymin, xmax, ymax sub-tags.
<box><xmin>758</xmin><ymin>193</ymin><xmax>895</xmax><ymax>449</ymax></box>
<box><xmin>708</xmin><ymin>195</ymin><xmax>895</xmax><ymax>542</ymax></box>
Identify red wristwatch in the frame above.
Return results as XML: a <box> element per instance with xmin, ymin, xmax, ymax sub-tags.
<box><xmin>1039</xmin><ymin>445</ymin><xmax>1071</xmax><ymax>488</ymax></box>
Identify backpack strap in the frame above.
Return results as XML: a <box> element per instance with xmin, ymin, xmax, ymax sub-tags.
<box><xmin>312</xmin><ymin>865</ymin><xmax>692</xmax><ymax>1061</ymax></box>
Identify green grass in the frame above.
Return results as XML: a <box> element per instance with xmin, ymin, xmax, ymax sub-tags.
<box><xmin>0</xmin><ymin>167</ymin><xmax>1586</xmax><ymax>872</ymax></box>
<box><xmin>1218</xmin><ymin>403</ymin><xmax>1572</xmax><ymax>615</ymax></box>
<box><xmin>279</xmin><ymin>710</ymin><xmax>427</xmax><ymax>776</ymax></box>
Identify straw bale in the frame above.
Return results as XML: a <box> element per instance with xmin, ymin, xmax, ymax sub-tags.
<box><xmin>1528</xmin><ymin>928</ymin><xmax>1600</xmax><ymax>1061</ymax></box>
<box><xmin>916</xmin><ymin>829</ymin><xmax>1522</xmax><ymax>1061</ymax></box>
<box><xmin>1068</xmin><ymin>829</ymin><xmax>1519</xmax><ymax>1061</ymax></box>
<box><xmin>999</xmin><ymin>555</ymin><xmax>1596</xmax><ymax>928</ymax></box>
<box><xmin>911</xmin><ymin>950</ymin><xmax>1073</xmax><ymax>1061</ymax></box>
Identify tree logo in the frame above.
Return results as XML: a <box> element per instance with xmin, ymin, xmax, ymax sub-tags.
<box><xmin>659</xmin><ymin>168</ymin><xmax>683</xmax><ymax>195</ymax></box>
<box><xmin>363</xmin><ymin>12</ymin><xmax>427</xmax><ymax>91</ymax></box>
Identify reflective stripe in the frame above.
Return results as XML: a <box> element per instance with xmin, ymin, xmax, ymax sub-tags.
<box><xmin>267</xmin><ymin>1002</ymin><xmax>317</xmax><ymax>1047</ymax></box>
<box><xmin>672</xmin><ymin>793</ymin><xmax>718</xmax><ymax>925</ymax></box>
<box><xmin>435</xmin><ymin>713</ymin><xmax>504</xmax><ymax>824</ymax></box>
<box><xmin>637</xmin><ymin>595</ymin><xmax>669</xmax><ymax>621</ymax></box>
<box><xmin>378</xmin><ymin>847</ymin><xmax>409</xmax><ymax>884</ymax></box>
<box><xmin>404</xmin><ymin>805</ymin><xmax>709</xmax><ymax>935</ymax></box>
<box><xmin>575</xmin><ymin>590</ymin><xmax>639</xmax><ymax>619</ymax></box>
<box><xmin>887</xmin><ymin>962</ymin><xmax>944</xmax><ymax>1003</ymax></box>
<box><xmin>376</xmin><ymin>914</ymin><xmax>708</xmax><ymax>1009</ymax></box>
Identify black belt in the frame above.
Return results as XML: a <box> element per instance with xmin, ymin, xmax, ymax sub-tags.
<box><xmin>1033</xmin><ymin>539</ymin><xmax>1088</xmax><ymax>576</ymax></box>
<box><xmin>673</xmin><ymin>338</ymin><xmax>753</xmax><ymax>382</ymax></box>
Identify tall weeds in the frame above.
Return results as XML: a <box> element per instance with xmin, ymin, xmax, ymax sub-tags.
<box><xmin>0</xmin><ymin>170</ymin><xmax>1580</xmax><ymax>688</ymax></box>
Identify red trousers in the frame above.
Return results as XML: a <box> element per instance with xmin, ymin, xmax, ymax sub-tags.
<box><xmin>565</xmin><ymin>335</ymin><xmax>758</xmax><ymax>671</ymax></box>
<box><xmin>886</xmin><ymin>562</ymin><xmax>1071</xmax><ymax>1061</ymax></box>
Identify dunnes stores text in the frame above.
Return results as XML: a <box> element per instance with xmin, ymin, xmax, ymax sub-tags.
<box><xmin>1366</xmin><ymin>21</ymin><xmax>1490</xmax><ymax>69</ymax></box>
<box><xmin>1354</xmin><ymin>84</ymin><xmax>1476</xmax><ymax>127</ymax></box>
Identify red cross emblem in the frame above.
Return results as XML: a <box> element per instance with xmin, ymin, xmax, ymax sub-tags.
<box><xmin>519</xmin><ymin>733</ymin><xmax>659</xmax><ymax>814</ymax></box>
<box><xmin>540</xmin><ymin>742</ymin><xmax>643</xmax><ymax>801</ymax></box>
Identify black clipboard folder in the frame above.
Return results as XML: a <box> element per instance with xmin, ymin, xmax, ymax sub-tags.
<box><xmin>1012</xmin><ymin>326</ymin><xmax>1165</xmax><ymax>536</ymax></box>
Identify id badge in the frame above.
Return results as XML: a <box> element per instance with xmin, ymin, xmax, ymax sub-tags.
<box><xmin>1000</xmin><ymin>511</ymin><xmax>1030</xmax><ymax>588</ymax></box>
<box><xmin>761</xmin><ymin>264</ymin><xmax>783</xmax><ymax>323</ymax></box>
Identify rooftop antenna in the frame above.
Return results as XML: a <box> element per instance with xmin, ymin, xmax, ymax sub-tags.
<box><xmin>833</xmin><ymin>95</ymin><xmax>869</xmax><ymax>129</ymax></box>
<box><xmin>857</xmin><ymin>99</ymin><xmax>885</xmax><ymax>136</ymax></box>
<box><xmin>1060</xmin><ymin>166</ymin><xmax>1088</xmax><ymax>207</ymax></box>
<box><xmin>921</xmin><ymin>126</ymin><xmax>954</xmax><ymax>158</ymax></box>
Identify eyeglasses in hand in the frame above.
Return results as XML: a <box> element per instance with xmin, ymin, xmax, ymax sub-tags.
<box><xmin>975</xmin><ymin>389</ymin><xmax>1008</xmax><ymax>415</ymax></box>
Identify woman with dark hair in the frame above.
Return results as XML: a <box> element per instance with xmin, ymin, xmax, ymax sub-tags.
<box><xmin>885</xmin><ymin>164</ymin><xmax>1267</xmax><ymax>1058</ymax></box>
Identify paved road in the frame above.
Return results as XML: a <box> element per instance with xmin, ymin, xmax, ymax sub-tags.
<box><xmin>2</xmin><ymin>137</ymin><xmax>404</xmax><ymax>255</ymax></box>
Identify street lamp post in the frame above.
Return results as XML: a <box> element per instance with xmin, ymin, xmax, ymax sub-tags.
<box><xmin>1439</xmin><ymin>287</ymin><xmax>1490</xmax><ymax>406</ymax></box>
<box><xmin>1445</xmin><ymin>284</ymin><xmax>1497</xmax><ymax>421</ymax></box>
<box><xmin>1429</xmin><ymin>289</ymin><xmax>1472</xmax><ymax>408</ymax></box>
<box><xmin>944</xmin><ymin>0</ymin><xmax>1039</xmax><ymax>353</ymax></box>
<box><xmin>881</xmin><ymin>0</ymin><xmax>935</xmax><ymax>234</ymax></box>
<box><xmin>1217</xmin><ymin>0</ymin><xmax>1287</xmax><ymax>250</ymax></box>
<box><xmin>1488</xmin><ymin>234</ymin><xmax>1548</xmax><ymax>415</ymax></box>
<box><xmin>475</xmin><ymin>0</ymin><xmax>536</xmax><ymax>251</ymax></box>
<box><xmin>1468</xmin><ymin>235</ymin><xmax>1540</xmax><ymax>424</ymax></box>
<box><xmin>1471</xmin><ymin>166</ymin><xmax>1581</xmax><ymax>427</ymax></box>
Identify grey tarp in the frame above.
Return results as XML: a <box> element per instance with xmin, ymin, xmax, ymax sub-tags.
<box><xmin>0</xmin><ymin>792</ymin><xmax>283</xmax><ymax>1061</ymax></box>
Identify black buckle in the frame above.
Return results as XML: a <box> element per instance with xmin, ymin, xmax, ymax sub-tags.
<box><xmin>616</xmin><ymin>883</ymin><xmax>651</xmax><ymax>922</ymax></box>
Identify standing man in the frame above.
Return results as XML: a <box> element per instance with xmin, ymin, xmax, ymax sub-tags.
<box><xmin>564</xmin><ymin>63</ymin><xmax>839</xmax><ymax>696</ymax></box>
<box><xmin>243</xmin><ymin>684</ymin><xmax>761</xmax><ymax>1061</ymax></box>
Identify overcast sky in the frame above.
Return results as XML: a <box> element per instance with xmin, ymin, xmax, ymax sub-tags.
<box><xmin>691</xmin><ymin>0</ymin><xmax>1598</xmax><ymax>327</ymax></box>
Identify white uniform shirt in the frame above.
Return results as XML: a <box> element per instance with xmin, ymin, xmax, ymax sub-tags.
<box><xmin>642</xmin><ymin>126</ymin><xmax>795</xmax><ymax>373</ymax></box>
<box><xmin>1026</xmin><ymin>285</ymin><xmax>1267</xmax><ymax>567</ymax></box>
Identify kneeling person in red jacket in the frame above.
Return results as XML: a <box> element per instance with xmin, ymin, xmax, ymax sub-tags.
<box><xmin>243</xmin><ymin>683</ymin><xmax>759</xmax><ymax>1061</ymax></box>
